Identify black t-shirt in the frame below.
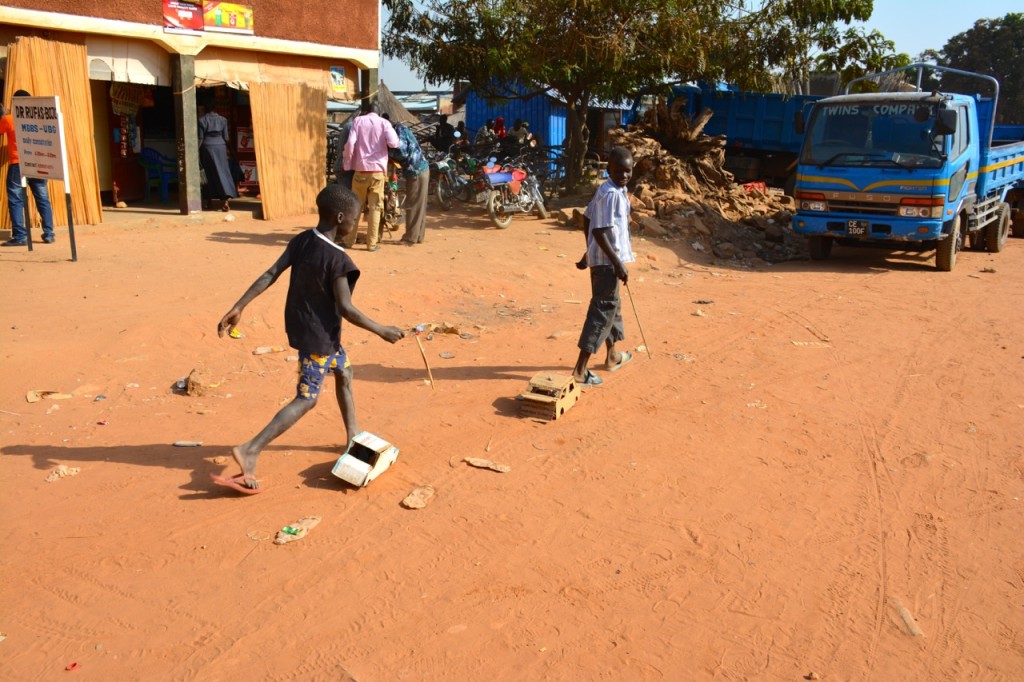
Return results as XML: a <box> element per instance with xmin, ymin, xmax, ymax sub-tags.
<box><xmin>283</xmin><ymin>229</ymin><xmax>360</xmax><ymax>354</ymax></box>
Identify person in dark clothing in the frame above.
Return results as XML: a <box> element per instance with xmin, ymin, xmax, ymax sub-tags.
<box><xmin>198</xmin><ymin>98</ymin><xmax>239</xmax><ymax>212</ymax></box>
<box><xmin>212</xmin><ymin>184</ymin><xmax>405</xmax><ymax>494</ymax></box>
<box><xmin>434</xmin><ymin>114</ymin><xmax>456</xmax><ymax>152</ymax></box>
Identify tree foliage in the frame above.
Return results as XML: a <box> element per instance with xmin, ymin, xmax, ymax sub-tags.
<box><xmin>812</xmin><ymin>26</ymin><xmax>910</xmax><ymax>93</ymax></box>
<box><xmin>383</xmin><ymin>0</ymin><xmax>880</xmax><ymax>188</ymax></box>
<box><xmin>934</xmin><ymin>13</ymin><xmax>1024</xmax><ymax>124</ymax></box>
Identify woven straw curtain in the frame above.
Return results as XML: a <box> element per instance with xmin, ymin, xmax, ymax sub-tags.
<box><xmin>248</xmin><ymin>82</ymin><xmax>326</xmax><ymax>221</ymax></box>
<box><xmin>1</xmin><ymin>36</ymin><xmax>103</xmax><ymax>229</ymax></box>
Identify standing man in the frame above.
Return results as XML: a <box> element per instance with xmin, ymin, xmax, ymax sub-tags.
<box><xmin>0</xmin><ymin>89</ymin><xmax>56</xmax><ymax>246</ymax></box>
<box><xmin>391</xmin><ymin>119</ymin><xmax>430</xmax><ymax>245</ymax></box>
<box><xmin>342</xmin><ymin>101</ymin><xmax>399</xmax><ymax>252</ymax></box>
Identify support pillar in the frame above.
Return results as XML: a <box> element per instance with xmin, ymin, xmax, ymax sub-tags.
<box><xmin>172</xmin><ymin>54</ymin><xmax>202</xmax><ymax>215</ymax></box>
<box><xmin>360</xmin><ymin>67</ymin><xmax>378</xmax><ymax>103</ymax></box>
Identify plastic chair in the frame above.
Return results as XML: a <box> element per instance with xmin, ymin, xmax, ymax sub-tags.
<box><xmin>138</xmin><ymin>147</ymin><xmax>178</xmax><ymax>204</ymax></box>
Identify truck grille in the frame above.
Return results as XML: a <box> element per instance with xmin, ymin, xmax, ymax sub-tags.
<box><xmin>826</xmin><ymin>199</ymin><xmax>898</xmax><ymax>216</ymax></box>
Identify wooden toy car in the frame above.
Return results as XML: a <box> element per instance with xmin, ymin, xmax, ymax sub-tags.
<box><xmin>519</xmin><ymin>372</ymin><xmax>580</xmax><ymax>421</ymax></box>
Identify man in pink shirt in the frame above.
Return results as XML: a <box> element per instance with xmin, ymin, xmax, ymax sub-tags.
<box><xmin>342</xmin><ymin>100</ymin><xmax>399</xmax><ymax>251</ymax></box>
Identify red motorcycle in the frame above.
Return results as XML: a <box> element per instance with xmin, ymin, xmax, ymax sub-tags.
<box><xmin>479</xmin><ymin>156</ymin><xmax>549</xmax><ymax>229</ymax></box>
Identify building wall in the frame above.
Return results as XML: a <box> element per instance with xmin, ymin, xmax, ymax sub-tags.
<box><xmin>3</xmin><ymin>0</ymin><xmax>378</xmax><ymax>51</ymax></box>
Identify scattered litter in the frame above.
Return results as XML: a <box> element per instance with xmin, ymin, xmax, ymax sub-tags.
<box><xmin>981</xmin><ymin>266</ymin><xmax>996</xmax><ymax>274</ymax></box>
<box><xmin>273</xmin><ymin>516</ymin><xmax>322</xmax><ymax>544</ymax></box>
<box><xmin>693</xmin><ymin>300</ymin><xmax>714</xmax><ymax>305</ymax></box>
<box><xmin>401</xmin><ymin>484</ymin><xmax>436</xmax><ymax>509</ymax></box>
<box><xmin>26</xmin><ymin>390</ymin><xmax>72</xmax><ymax>403</ymax></box>
<box><xmin>439</xmin><ymin>351</ymin><xmax>455</xmax><ymax>359</ymax></box>
<box><xmin>93</xmin><ymin>394</ymin><xmax>106</xmax><ymax>401</ymax></box>
<box><xmin>126</xmin><ymin>383</ymin><xmax>140</xmax><ymax>389</ymax></box>
<box><xmin>791</xmin><ymin>340</ymin><xmax>831</xmax><ymax>348</ymax></box>
<box><xmin>804</xmin><ymin>674</ymin><xmax>820</xmax><ymax>681</ymax></box>
<box><xmin>635</xmin><ymin>344</ymin><xmax>648</xmax><ymax>354</ymax></box>
<box><xmin>691</xmin><ymin>241</ymin><xmax>705</xmax><ymax>251</ymax></box>
<box><xmin>693</xmin><ymin>308</ymin><xmax>706</xmax><ymax>317</ymax></box>
<box><xmin>427</xmin><ymin>322</ymin><xmax>462</xmax><ymax>335</ymax></box>
<box><xmin>892</xmin><ymin>598</ymin><xmax>925</xmax><ymax>637</ymax></box>
<box><xmin>65</xmin><ymin>662</ymin><xmax>80</xmax><ymax>672</ymax></box>
<box><xmin>213</xmin><ymin>456</ymin><xmax>227</xmax><ymax>464</ymax></box>
<box><xmin>746</xmin><ymin>400</ymin><xmax>768</xmax><ymax>409</ymax></box>
<box><xmin>563</xmin><ymin>299</ymin><xmax>582</xmax><ymax>304</ymax></box>
<box><xmin>228</xmin><ymin>326</ymin><xmax>245</xmax><ymax>339</ymax></box>
<box><xmin>253</xmin><ymin>346</ymin><xmax>286</xmax><ymax>355</ymax></box>
<box><xmin>285</xmin><ymin>355</ymin><xmax>299</xmax><ymax>362</ymax></box>
<box><xmin>46</xmin><ymin>465</ymin><xmax>81</xmax><ymax>482</ymax></box>
<box><xmin>463</xmin><ymin>457</ymin><xmax>511</xmax><ymax>473</ymax></box>
<box><xmin>459</xmin><ymin>332</ymin><xmax>476</xmax><ymax>339</ymax></box>
<box><xmin>45</xmin><ymin>404</ymin><xmax>60</xmax><ymax>415</ymax></box>
<box><xmin>673</xmin><ymin>353</ymin><xmax>696</xmax><ymax>362</ymax></box>
<box><xmin>0</xmin><ymin>633</ymin><xmax>5</xmax><ymax>643</ymax></box>
<box><xmin>173</xmin><ymin>440</ymin><xmax>203</xmax><ymax>447</ymax></box>
<box><xmin>967</xmin><ymin>274</ymin><xmax>981</xmax><ymax>279</ymax></box>
<box><xmin>97</xmin><ymin>419</ymin><xmax>109</xmax><ymax>426</ymax></box>
<box><xmin>223</xmin><ymin>213</ymin><xmax>236</xmax><ymax>222</ymax></box>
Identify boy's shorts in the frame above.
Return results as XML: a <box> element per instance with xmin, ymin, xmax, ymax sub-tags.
<box><xmin>296</xmin><ymin>347</ymin><xmax>350</xmax><ymax>400</ymax></box>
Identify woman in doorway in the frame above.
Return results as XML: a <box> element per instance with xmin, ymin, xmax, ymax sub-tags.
<box><xmin>198</xmin><ymin>97</ymin><xmax>239</xmax><ymax>212</ymax></box>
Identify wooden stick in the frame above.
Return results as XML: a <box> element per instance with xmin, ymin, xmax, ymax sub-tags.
<box><xmin>413</xmin><ymin>334</ymin><xmax>435</xmax><ymax>389</ymax></box>
<box><xmin>625</xmin><ymin>282</ymin><xmax>653</xmax><ymax>359</ymax></box>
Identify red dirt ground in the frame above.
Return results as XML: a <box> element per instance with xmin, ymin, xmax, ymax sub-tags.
<box><xmin>2</xmin><ymin>198</ymin><xmax>1023</xmax><ymax>680</ymax></box>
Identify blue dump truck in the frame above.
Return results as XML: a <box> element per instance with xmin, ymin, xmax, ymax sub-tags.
<box><xmin>792</xmin><ymin>63</ymin><xmax>1024</xmax><ymax>271</ymax></box>
<box><xmin>629</xmin><ymin>84</ymin><xmax>822</xmax><ymax>191</ymax></box>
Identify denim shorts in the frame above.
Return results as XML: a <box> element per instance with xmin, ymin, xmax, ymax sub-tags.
<box><xmin>296</xmin><ymin>347</ymin><xmax>350</xmax><ymax>400</ymax></box>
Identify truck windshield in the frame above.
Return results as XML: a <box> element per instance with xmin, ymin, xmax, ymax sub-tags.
<box><xmin>801</xmin><ymin>101</ymin><xmax>946</xmax><ymax>169</ymax></box>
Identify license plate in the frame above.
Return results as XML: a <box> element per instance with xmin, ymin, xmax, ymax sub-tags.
<box><xmin>846</xmin><ymin>219</ymin><xmax>869</xmax><ymax>236</ymax></box>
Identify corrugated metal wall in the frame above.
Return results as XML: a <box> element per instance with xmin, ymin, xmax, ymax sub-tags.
<box><xmin>465</xmin><ymin>82</ymin><xmax>568</xmax><ymax>148</ymax></box>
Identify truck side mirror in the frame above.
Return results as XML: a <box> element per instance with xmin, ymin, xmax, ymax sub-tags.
<box><xmin>794</xmin><ymin>110</ymin><xmax>805</xmax><ymax>135</ymax></box>
<box><xmin>934</xmin><ymin>109</ymin><xmax>957</xmax><ymax>135</ymax></box>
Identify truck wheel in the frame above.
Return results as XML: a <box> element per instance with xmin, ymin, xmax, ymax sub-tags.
<box><xmin>936</xmin><ymin>214</ymin><xmax>962</xmax><ymax>271</ymax></box>
<box><xmin>808</xmin><ymin>236</ymin><xmax>832</xmax><ymax>260</ymax></box>
<box><xmin>1012</xmin><ymin>209</ymin><xmax>1024</xmax><ymax>238</ymax></box>
<box><xmin>985</xmin><ymin>202</ymin><xmax>1010</xmax><ymax>252</ymax></box>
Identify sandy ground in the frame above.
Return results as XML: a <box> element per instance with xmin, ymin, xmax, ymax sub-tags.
<box><xmin>1</xmin><ymin>196</ymin><xmax>1023</xmax><ymax>681</ymax></box>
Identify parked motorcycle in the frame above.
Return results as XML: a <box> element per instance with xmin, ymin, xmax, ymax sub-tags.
<box><xmin>431</xmin><ymin>149</ymin><xmax>474</xmax><ymax>210</ymax></box>
<box><xmin>482</xmin><ymin>156</ymin><xmax>549</xmax><ymax>229</ymax></box>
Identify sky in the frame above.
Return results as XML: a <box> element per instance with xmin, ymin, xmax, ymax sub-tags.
<box><xmin>378</xmin><ymin>1</ymin><xmax>1022</xmax><ymax>92</ymax></box>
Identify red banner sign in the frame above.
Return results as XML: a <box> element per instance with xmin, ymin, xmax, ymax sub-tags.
<box><xmin>163</xmin><ymin>0</ymin><xmax>204</xmax><ymax>35</ymax></box>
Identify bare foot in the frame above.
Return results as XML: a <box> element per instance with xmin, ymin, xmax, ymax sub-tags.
<box><xmin>231</xmin><ymin>445</ymin><xmax>260</xmax><ymax>490</ymax></box>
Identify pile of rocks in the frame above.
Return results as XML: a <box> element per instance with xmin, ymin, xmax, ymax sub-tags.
<box><xmin>559</xmin><ymin>100</ymin><xmax>808</xmax><ymax>264</ymax></box>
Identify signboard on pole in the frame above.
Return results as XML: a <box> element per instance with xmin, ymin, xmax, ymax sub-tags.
<box><xmin>12</xmin><ymin>95</ymin><xmax>78</xmax><ymax>261</ymax></box>
<box><xmin>11</xmin><ymin>95</ymin><xmax>69</xmax><ymax>183</ymax></box>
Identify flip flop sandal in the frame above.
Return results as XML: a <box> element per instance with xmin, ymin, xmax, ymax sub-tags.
<box><xmin>210</xmin><ymin>472</ymin><xmax>262</xmax><ymax>495</ymax></box>
<box><xmin>580</xmin><ymin>370</ymin><xmax>603</xmax><ymax>386</ymax></box>
<box><xmin>604</xmin><ymin>351</ymin><xmax>633</xmax><ymax>372</ymax></box>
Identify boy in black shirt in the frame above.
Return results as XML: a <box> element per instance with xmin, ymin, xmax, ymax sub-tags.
<box><xmin>213</xmin><ymin>184</ymin><xmax>405</xmax><ymax>494</ymax></box>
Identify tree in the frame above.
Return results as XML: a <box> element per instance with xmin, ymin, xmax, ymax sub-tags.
<box><xmin>812</xmin><ymin>26</ymin><xmax>910</xmax><ymax>93</ymax></box>
<box><xmin>383</xmin><ymin>1</ymin><xmax>878</xmax><ymax>189</ymax></box>
<box><xmin>936</xmin><ymin>13</ymin><xmax>1024</xmax><ymax>125</ymax></box>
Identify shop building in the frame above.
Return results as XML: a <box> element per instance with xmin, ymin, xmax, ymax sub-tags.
<box><xmin>0</xmin><ymin>1</ymin><xmax>380</xmax><ymax>225</ymax></box>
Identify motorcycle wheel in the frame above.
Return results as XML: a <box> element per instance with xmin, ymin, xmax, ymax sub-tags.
<box><xmin>436</xmin><ymin>174</ymin><xmax>454</xmax><ymax>211</ymax></box>
<box><xmin>487</xmin><ymin>190</ymin><xmax>513</xmax><ymax>229</ymax></box>
<box><xmin>533</xmin><ymin>185</ymin><xmax>549</xmax><ymax>220</ymax></box>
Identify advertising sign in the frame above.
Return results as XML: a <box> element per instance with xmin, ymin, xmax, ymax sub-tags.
<box><xmin>238</xmin><ymin>160</ymin><xmax>258</xmax><ymax>187</ymax></box>
<box><xmin>11</xmin><ymin>95</ymin><xmax>68</xmax><ymax>183</ymax></box>
<box><xmin>163</xmin><ymin>0</ymin><xmax>204</xmax><ymax>35</ymax></box>
<box><xmin>203</xmin><ymin>2</ymin><xmax>255</xmax><ymax>34</ymax></box>
<box><xmin>236</xmin><ymin>127</ymin><xmax>254</xmax><ymax>153</ymax></box>
<box><xmin>330</xmin><ymin>67</ymin><xmax>347</xmax><ymax>95</ymax></box>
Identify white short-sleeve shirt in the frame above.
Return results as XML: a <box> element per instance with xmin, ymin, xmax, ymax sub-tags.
<box><xmin>583</xmin><ymin>179</ymin><xmax>634</xmax><ymax>267</ymax></box>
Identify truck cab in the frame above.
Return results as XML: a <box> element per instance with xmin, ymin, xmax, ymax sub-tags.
<box><xmin>793</xmin><ymin>64</ymin><xmax>1024</xmax><ymax>270</ymax></box>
